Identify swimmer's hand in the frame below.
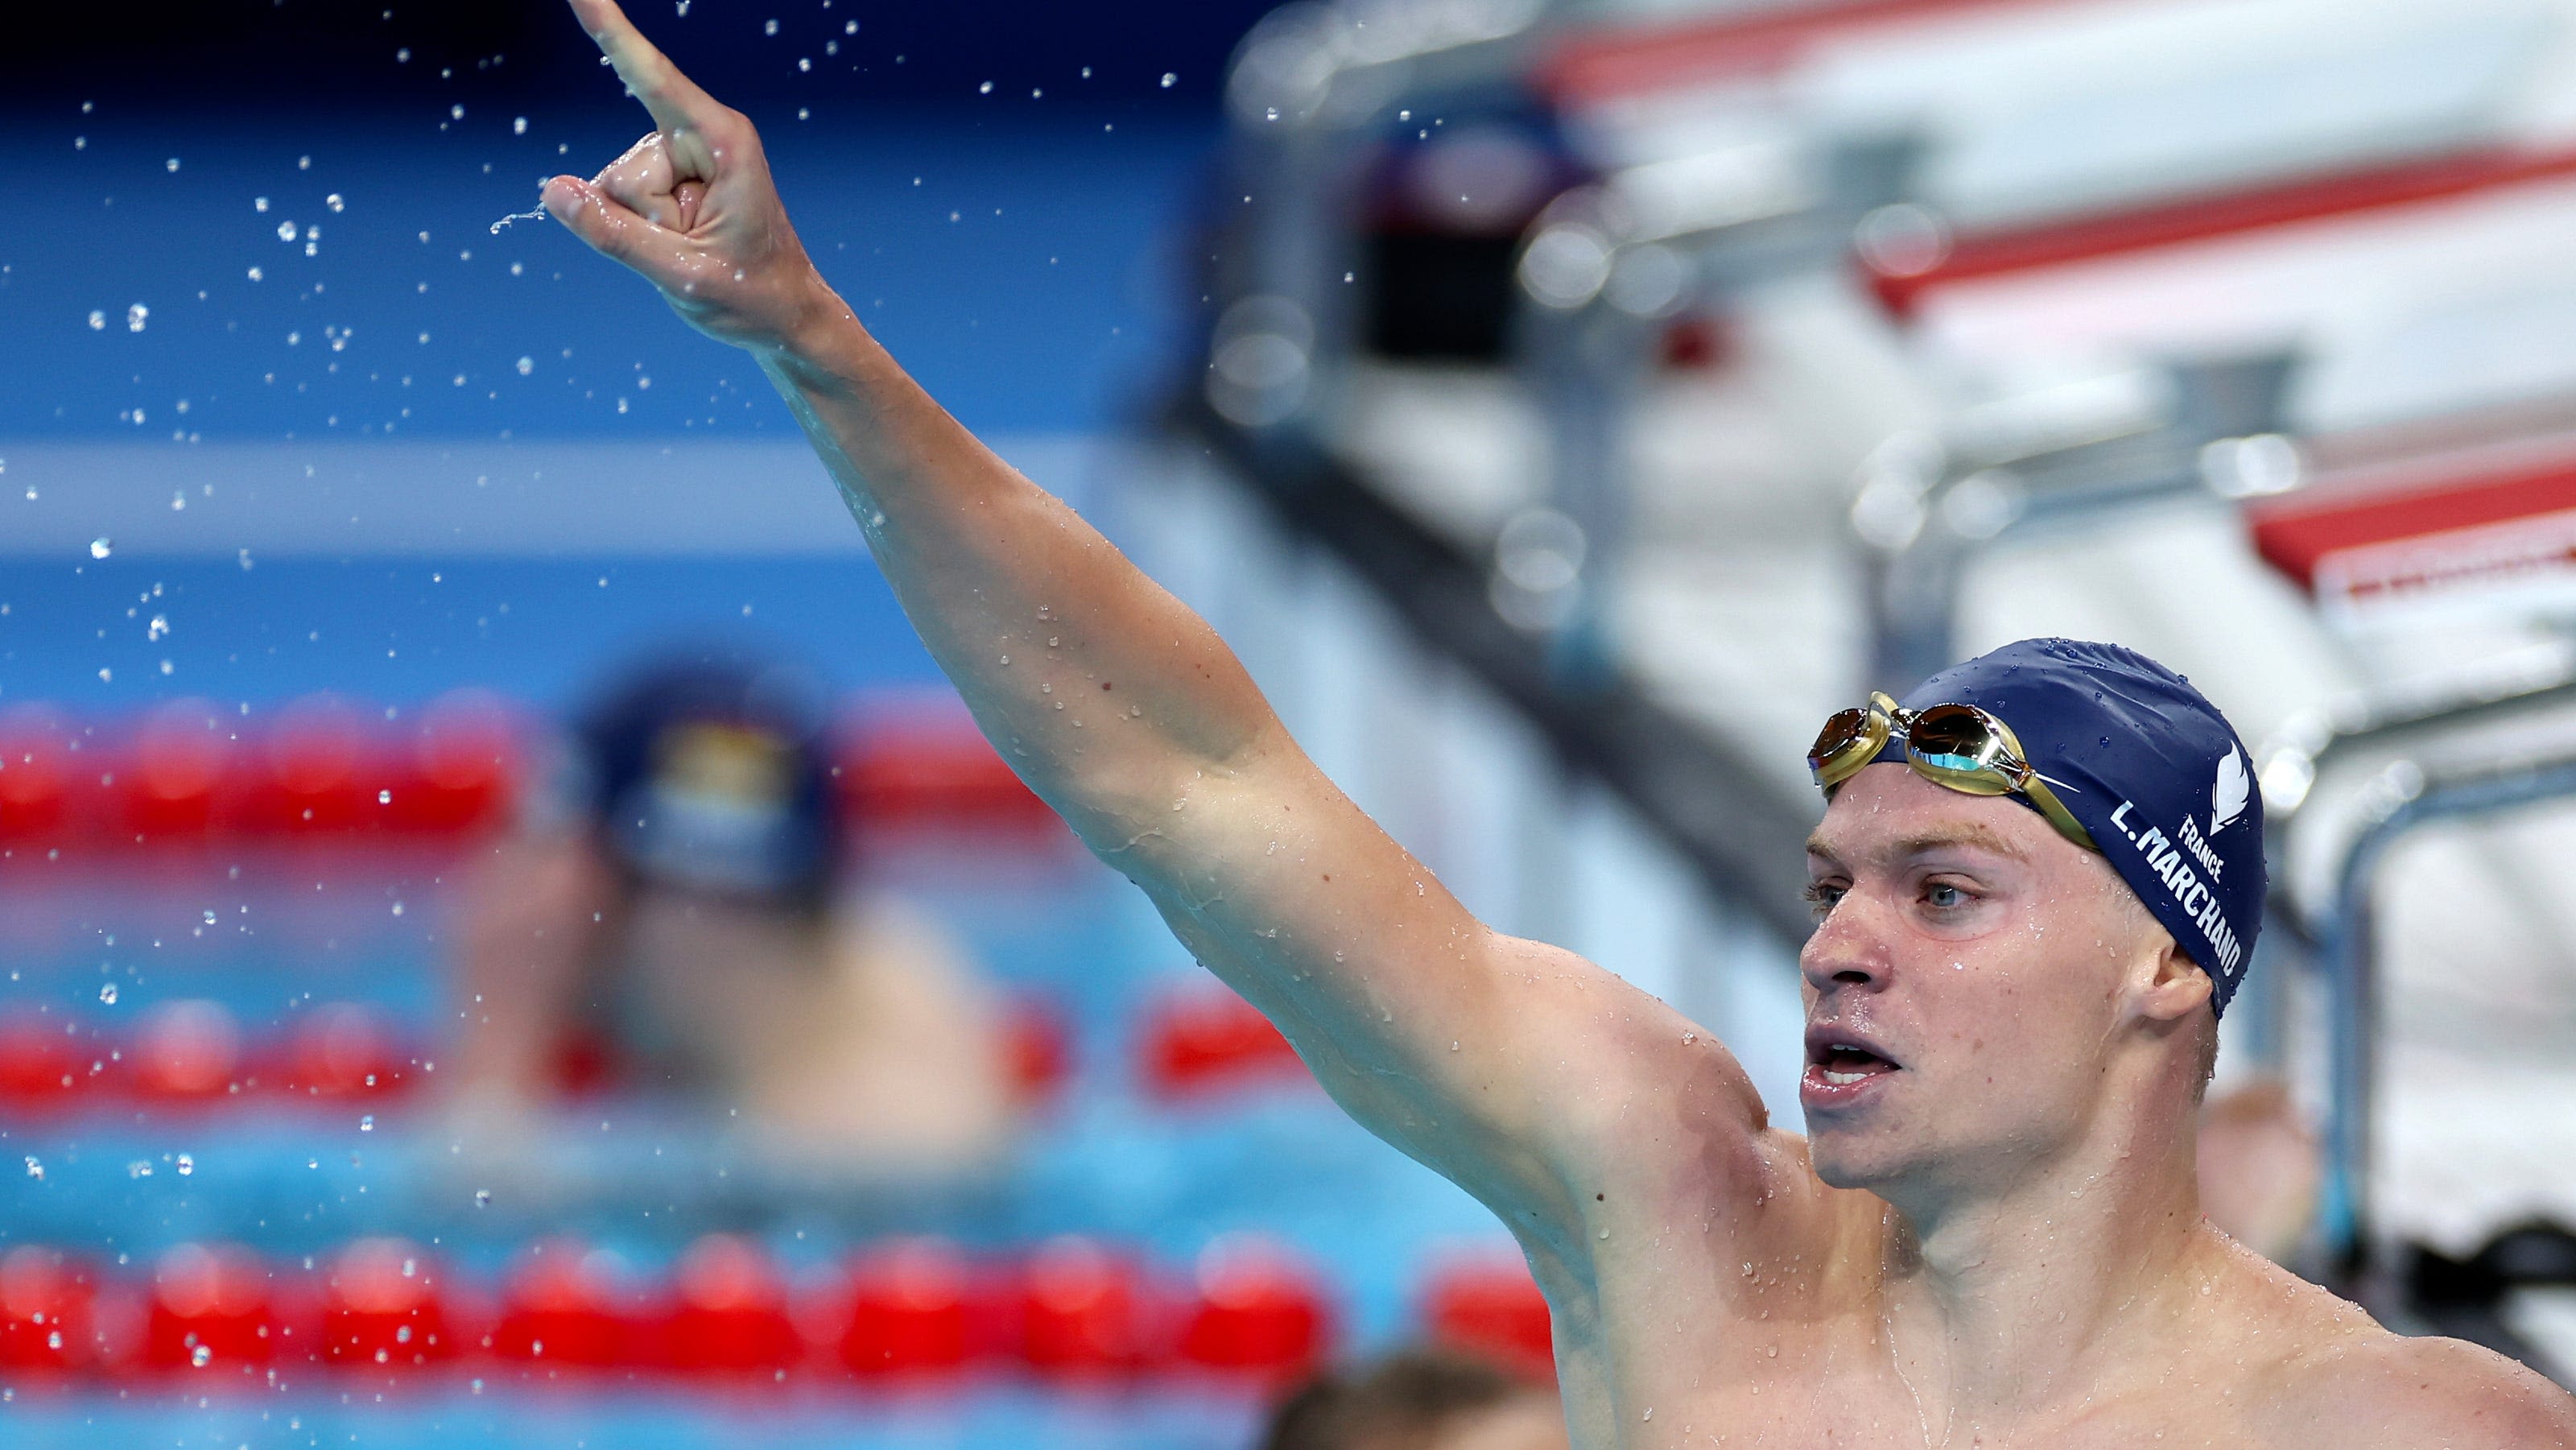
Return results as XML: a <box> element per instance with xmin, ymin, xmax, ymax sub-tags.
<box><xmin>543</xmin><ymin>0</ymin><xmax>840</xmax><ymax>351</ymax></box>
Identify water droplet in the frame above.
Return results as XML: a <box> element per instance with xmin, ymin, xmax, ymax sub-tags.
<box><xmin>126</xmin><ymin>304</ymin><xmax>148</xmax><ymax>333</ymax></box>
<box><xmin>515</xmin><ymin>356</ymin><xmax>534</xmax><ymax>376</ymax></box>
<box><xmin>147</xmin><ymin>614</ymin><xmax>169</xmax><ymax>641</ymax></box>
<box><xmin>764</xmin><ymin>17</ymin><xmax>778</xmax><ymax>34</ymax></box>
<box><xmin>87</xmin><ymin>310</ymin><xmax>105</xmax><ymax>331</ymax></box>
<box><xmin>474</xmin><ymin>1189</ymin><xmax>492</xmax><ymax>1208</ymax></box>
<box><xmin>127</xmin><ymin>1160</ymin><xmax>151</xmax><ymax>1178</ymax></box>
<box><xmin>98</xmin><ymin>984</ymin><xmax>118</xmax><ymax>1005</ymax></box>
<box><xmin>191</xmin><ymin>1345</ymin><xmax>212</xmax><ymax>1367</ymax></box>
<box><xmin>200</xmin><ymin>910</ymin><xmax>216</xmax><ymax>925</ymax></box>
<box><xmin>175</xmin><ymin>1154</ymin><xmax>193</xmax><ymax>1176</ymax></box>
<box><xmin>390</xmin><ymin>901</ymin><xmax>405</xmax><ymax>917</ymax></box>
<box><xmin>378</xmin><ymin>790</ymin><xmax>393</xmax><ymax>805</ymax></box>
<box><xmin>23</xmin><ymin>1157</ymin><xmax>43</xmax><ymax>1180</ymax></box>
<box><xmin>359</xmin><ymin>1115</ymin><xmax>375</xmax><ymax>1132</ymax></box>
<box><xmin>278</xmin><ymin>221</ymin><xmax>297</xmax><ymax>242</ymax></box>
<box><xmin>1160</xmin><ymin>72</ymin><xmax>1177</xmax><ymax>88</ymax></box>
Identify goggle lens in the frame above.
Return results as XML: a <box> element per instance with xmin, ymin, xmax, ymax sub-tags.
<box><xmin>1905</xmin><ymin>704</ymin><xmax>2017</xmax><ymax>794</ymax></box>
<box><xmin>1806</xmin><ymin>707</ymin><xmax>1876</xmax><ymax>773</ymax></box>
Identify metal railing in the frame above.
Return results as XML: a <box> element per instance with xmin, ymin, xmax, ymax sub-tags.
<box><xmin>2306</xmin><ymin>742</ymin><xmax>2576</xmax><ymax>1291</ymax></box>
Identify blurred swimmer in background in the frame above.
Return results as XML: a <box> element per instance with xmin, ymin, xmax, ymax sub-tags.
<box><xmin>1261</xmin><ymin>1348</ymin><xmax>1568</xmax><ymax>1450</ymax></box>
<box><xmin>449</xmin><ymin>656</ymin><xmax>1014</xmax><ymax>1173</ymax></box>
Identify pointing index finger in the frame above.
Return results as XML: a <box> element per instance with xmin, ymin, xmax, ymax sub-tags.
<box><xmin>567</xmin><ymin>0</ymin><xmax>720</xmax><ymax>138</ymax></box>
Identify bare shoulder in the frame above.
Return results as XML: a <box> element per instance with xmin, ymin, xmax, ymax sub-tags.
<box><xmin>2267</xmin><ymin>1320</ymin><xmax>2576</xmax><ymax>1448</ymax></box>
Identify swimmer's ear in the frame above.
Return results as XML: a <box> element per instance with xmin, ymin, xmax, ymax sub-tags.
<box><xmin>2134</xmin><ymin>933</ymin><xmax>2214</xmax><ymax>1026</ymax></box>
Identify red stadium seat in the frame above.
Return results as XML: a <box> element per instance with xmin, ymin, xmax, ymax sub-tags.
<box><xmin>2248</xmin><ymin>443</ymin><xmax>2576</xmax><ymax>618</ymax></box>
<box><xmin>1015</xmin><ymin>1236</ymin><xmax>1152</xmax><ymax>1378</ymax></box>
<box><xmin>838</xmin><ymin>1237</ymin><xmax>975</xmax><ymax>1379</ymax></box>
<box><xmin>320</xmin><ymin>1238</ymin><xmax>455</xmax><ymax>1371</ymax></box>
<box><xmin>1175</xmin><ymin>1235</ymin><xmax>1331</xmax><ymax>1382</ymax></box>
<box><xmin>489</xmin><ymin>1239</ymin><xmax>646</xmax><ymax>1372</ymax></box>
<box><xmin>1422</xmin><ymin>1254</ymin><xmax>1555</xmax><ymax>1381</ymax></box>
<box><xmin>0</xmin><ymin>1247</ymin><xmax>97</xmax><ymax>1371</ymax></box>
<box><xmin>1539</xmin><ymin>0</ymin><xmax>2045</xmax><ymax>108</ymax></box>
<box><xmin>662</xmin><ymin>1234</ymin><xmax>803</xmax><ymax>1375</ymax></box>
<box><xmin>144</xmin><ymin>1243</ymin><xmax>275</xmax><ymax>1372</ymax></box>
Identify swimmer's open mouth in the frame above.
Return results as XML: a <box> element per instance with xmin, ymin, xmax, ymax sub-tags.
<box><xmin>1805</xmin><ymin>1030</ymin><xmax>1901</xmax><ymax>1086</ymax></box>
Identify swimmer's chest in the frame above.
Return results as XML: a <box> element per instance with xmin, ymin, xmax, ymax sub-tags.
<box><xmin>1604</xmin><ymin>1365</ymin><xmax>2293</xmax><ymax>1449</ymax></box>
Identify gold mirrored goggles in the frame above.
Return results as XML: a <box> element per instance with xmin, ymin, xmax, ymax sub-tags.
<box><xmin>1807</xmin><ymin>692</ymin><xmax>2098</xmax><ymax>853</ymax></box>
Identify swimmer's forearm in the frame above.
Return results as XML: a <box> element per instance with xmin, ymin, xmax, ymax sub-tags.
<box><xmin>754</xmin><ymin>304</ymin><xmax>1275</xmax><ymax>821</ymax></box>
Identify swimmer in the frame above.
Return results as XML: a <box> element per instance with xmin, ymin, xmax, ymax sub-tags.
<box><xmin>1265</xmin><ymin>1347</ymin><xmax>1568</xmax><ymax>1450</ymax></box>
<box><xmin>537</xmin><ymin>2</ymin><xmax>2576</xmax><ymax>1441</ymax></box>
<box><xmin>449</xmin><ymin>657</ymin><xmax>1013</xmax><ymax>1174</ymax></box>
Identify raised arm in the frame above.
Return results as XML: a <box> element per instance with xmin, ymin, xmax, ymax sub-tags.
<box><xmin>540</xmin><ymin>0</ymin><xmax>1781</xmax><ymax>1267</ymax></box>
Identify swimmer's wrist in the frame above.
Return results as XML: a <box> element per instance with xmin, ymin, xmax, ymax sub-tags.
<box><xmin>759</xmin><ymin>280</ymin><xmax>884</xmax><ymax>388</ymax></box>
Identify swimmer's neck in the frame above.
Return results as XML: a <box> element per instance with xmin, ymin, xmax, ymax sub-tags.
<box><xmin>1872</xmin><ymin>1092</ymin><xmax>2219</xmax><ymax>1419</ymax></box>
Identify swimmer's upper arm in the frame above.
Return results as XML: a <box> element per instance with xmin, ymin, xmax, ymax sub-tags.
<box><xmin>1096</xmin><ymin>713</ymin><xmax>1780</xmax><ymax>1250</ymax></box>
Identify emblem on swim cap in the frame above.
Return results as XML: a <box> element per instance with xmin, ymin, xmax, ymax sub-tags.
<box><xmin>2211</xmin><ymin>746</ymin><xmax>2251</xmax><ymax>835</ymax></box>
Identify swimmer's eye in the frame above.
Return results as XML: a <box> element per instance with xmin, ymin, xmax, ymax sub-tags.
<box><xmin>1920</xmin><ymin>880</ymin><xmax>1973</xmax><ymax>912</ymax></box>
<box><xmin>1802</xmin><ymin>881</ymin><xmax>1845</xmax><ymax>921</ymax></box>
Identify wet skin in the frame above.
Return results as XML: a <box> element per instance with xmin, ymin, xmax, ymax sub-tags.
<box><xmin>538</xmin><ymin>2</ymin><xmax>2576</xmax><ymax>1442</ymax></box>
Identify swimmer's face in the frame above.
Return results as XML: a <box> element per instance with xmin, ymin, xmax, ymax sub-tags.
<box><xmin>1798</xmin><ymin>763</ymin><xmax>2171</xmax><ymax>1196</ymax></box>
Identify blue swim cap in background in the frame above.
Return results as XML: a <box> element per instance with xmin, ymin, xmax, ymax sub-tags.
<box><xmin>573</xmin><ymin>658</ymin><xmax>840</xmax><ymax>907</ymax></box>
<box><xmin>1887</xmin><ymin>638</ymin><xmax>2264</xmax><ymax>1018</ymax></box>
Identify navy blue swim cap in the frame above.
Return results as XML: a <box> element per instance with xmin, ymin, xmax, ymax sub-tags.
<box><xmin>574</xmin><ymin>659</ymin><xmax>840</xmax><ymax>907</ymax></box>
<box><xmin>1882</xmin><ymin>638</ymin><xmax>2264</xmax><ymax>1018</ymax></box>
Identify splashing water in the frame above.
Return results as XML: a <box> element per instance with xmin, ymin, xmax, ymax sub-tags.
<box><xmin>490</xmin><ymin>204</ymin><xmax>549</xmax><ymax>236</ymax></box>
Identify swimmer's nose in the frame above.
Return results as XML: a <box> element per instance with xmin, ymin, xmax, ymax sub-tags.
<box><xmin>1798</xmin><ymin>898</ymin><xmax>1892</xmax><ymax>997</ymax></box>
